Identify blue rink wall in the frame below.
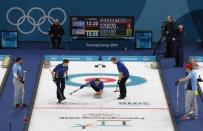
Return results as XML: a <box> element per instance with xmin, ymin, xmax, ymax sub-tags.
<box><xmin>190</xmin><ymin>56</ymin><xmax>203</xmax><ymax>62</ymax></box>
<box><xmin>44</xmin><ymin>55</ymin><xmax>156</xmax><ymax>61</ymax></box>
<box><xmin>0</xmin><ymin>0</ymin><xmax>203</xmax><ymax>42</ymax></box>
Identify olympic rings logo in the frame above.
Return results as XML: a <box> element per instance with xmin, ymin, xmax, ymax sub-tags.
<box><xmin>6</xmin><ymin>7</ymin><xmax>67</xmax><ymax>35</ymax></box>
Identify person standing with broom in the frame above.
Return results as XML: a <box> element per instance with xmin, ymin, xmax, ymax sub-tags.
<box><xmin>52</xmin><ymin>59</ymin><xmax>69</xmax><ymax>103</ymax></box>
<box><xmin>175</xmin><ymin>63</ymin><xmax>198</xmax><ymax>120</ymax></box>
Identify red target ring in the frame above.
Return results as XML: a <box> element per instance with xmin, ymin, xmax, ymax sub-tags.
<box><xmin>84</xmin><ymin>78</ymin><xmax>116</xmax><ymax>83</ymax></box>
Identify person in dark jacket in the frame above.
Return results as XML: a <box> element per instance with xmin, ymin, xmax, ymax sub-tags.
<box><xmin>165</xmin><ymin>16</ymin><xmax>176</xmax><ymax>58</ymax></box>
<box><xmin>174</xmin><ymin>25</ymin><xmax>184</xmax><ymax>67</ymax></box>
<box><xmin>48</xmin><ymin>19</ymin><xmax>64</xmax><ymax>49</ymax></box>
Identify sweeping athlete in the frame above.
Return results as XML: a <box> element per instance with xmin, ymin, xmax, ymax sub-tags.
<box><xmin>111</xmin><ymin>57</ymin><xmax>129</xmax><ymax>100</ymax></box>
<box><xmin>52</xmin><ymin>59</ymin><xmax>69</xmax><ymax>103</ymax></box>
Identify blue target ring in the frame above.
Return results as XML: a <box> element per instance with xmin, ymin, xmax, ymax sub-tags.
<box><xmin>66</xmin><ymin>73</ymin><xmax>146</xmax><ymax>88</ymax></box>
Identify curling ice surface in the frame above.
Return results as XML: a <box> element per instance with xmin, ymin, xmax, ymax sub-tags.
<box><xmin>0</xmin><ymin>61</ymin><xmax>8</xmax><ymax>89</ymax></box>
<box><xmin>28</xmin><ymin>61</ymin><xmax>175</xmax><ymax>131</ymax></box>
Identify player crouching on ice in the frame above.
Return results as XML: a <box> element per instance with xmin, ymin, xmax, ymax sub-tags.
<box><xmin>175</xmin><ymin>63</ymin><xmax>198</xmax><ymax>120</ymax></box>
<box><xmin>80</xmin><ymin>78</ymin><xmax>104</xmax><ymax>98</ymax></box>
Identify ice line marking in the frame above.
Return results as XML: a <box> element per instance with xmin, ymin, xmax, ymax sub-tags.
<box><xmin>34</xmin><ymin>107</ymin><xmax>169</xmax><ymax>110</ymax></box>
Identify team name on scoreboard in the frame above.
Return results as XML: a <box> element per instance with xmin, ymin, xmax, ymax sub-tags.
<box><xmin>70</xmin><ymin>16</ymin><xmax>134</xmax><ymax>38</ymax></box>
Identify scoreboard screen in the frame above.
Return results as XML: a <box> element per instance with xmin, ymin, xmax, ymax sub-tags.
<box><xmin>70</xmin><ymin>16</ymin><xmax>134</xmax><ymax>39</ymax></box>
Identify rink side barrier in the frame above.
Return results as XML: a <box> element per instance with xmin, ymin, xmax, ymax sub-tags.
<box><xmin>102</xmin><ymin>56</ymin><xmax>156</xmax><ymax>61</ymax></box>
<box><xmin>157</xmin><ymin>61</ymin><xmax>179</xmax><ymax>131</ymax></box>
<box><xmin>24</xmin><ymin>61</ymin><xmax>43</xmax><ymax>131</ymax></box>
<box><xmin>190</xmin><ymin>56</ymin><xmax>203</xmax><ymax>102</ymax></box>
<box><xmin>0</xmin><ymin>55</ymin><xmax>12</xmax><ymax>97</ymax></box>
<box><xmin>189</xmin><ymin>56</ymin><xmax>203</xmax><ymax>62</ymax></box>
<box><xmin>44</xmin><ymin>55</ymin><xmax>157</xmax><ymax>62</ymax></box>
<box><xmin>44</xmin><ymin>55</ymin><xmax>99</xmax><ymax>61</ymax></box>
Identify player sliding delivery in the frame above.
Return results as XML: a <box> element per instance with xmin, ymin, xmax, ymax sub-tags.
<box><xmin>80</xmin><ymin>78</ymin><xmax>104</xmax><ymax>98</ymax></box>
<box><xmin>52</xmin><ymin>59</ymin><xmax>69</xmax><ymax>103</ymax></box>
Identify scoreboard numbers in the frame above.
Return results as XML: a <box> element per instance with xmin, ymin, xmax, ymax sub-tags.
<box><xmin>70</xmin><ymin>16</ymin><xmax>134</xmax><ymax>39</ymax></box>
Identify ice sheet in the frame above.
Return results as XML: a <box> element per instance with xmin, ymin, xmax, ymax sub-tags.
<box><xmin>28</xmin><ymin>61</ymin><xmax>175</xmax><ymax>131</ymax></box>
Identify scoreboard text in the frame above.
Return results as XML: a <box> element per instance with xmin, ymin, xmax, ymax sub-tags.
<box><xmin>70</xmin><ymin>16</ymin><xmax>134</xmax><ymax>39</ymax></box>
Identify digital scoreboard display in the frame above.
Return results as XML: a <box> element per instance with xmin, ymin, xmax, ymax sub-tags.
<box><xmin>70</xmin><ymin>16</ymin><xmax>134</xmax><ymax>39</ymax></box>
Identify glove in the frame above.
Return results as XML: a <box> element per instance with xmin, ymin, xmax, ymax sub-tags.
<box><xmin>197</xmin><ymin>75</ymin><xmax>202</xmax><ymax>82</ymax></box>
<box><xmin>117</xmin><ymin>80</ymin><xmax>121</xmax><ymax>85</ymax></box>
<box><xmin>65</xmin><ymin>75</ymin><xmax>68</xmax><ymax>80</ymax></box>
<box><xmin>20</xmin><ymin>80</ymin><xmax>24</xmax><ymax>84</ymax></box>
<box><xmin>52</xmin><ymin>76</ymin><xmax>56</xmax><ymax>82</ymax></box>
<box><xmin>20</xmin><ymin>77</ymin><xmax>24</xmax><ymax>84</ymax></box>
<box><xmin>80</xmin><ymin>85</ymin><xmax>85</xmax><ymax>89</ymax></box>
<box><xmin>175</xmin><ymin>80</ymin><xmax>179</xmax><ymax>85</ymax></box>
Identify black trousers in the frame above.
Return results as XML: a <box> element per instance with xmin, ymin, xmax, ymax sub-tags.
<box><xmin>166</xmin><ymin>37</ymin><xmax>174</xmax><ymax>58</ymax></box>
<box><xmin>119</xmin><ymin>77</ymin><xmax>128</xmax><ymax>97</ymax></box>
<box><xmin>175</xmin><ymin>44</ymin><xmax>184</xmax><ymax>66</ymax></box>
<box><xmin>50</xmin><ymin>37</ymin><xmax>61</xmax><ymax>49</ymax></box>
<box><xmin>55</xmin><ymin>78</ymin><xmax>65</xmax><ymax>100</ymax></box>
<box><xmin>91</xmin><ymin>86</ymin><xmax>100</xmax><ymax>92</ymax></box>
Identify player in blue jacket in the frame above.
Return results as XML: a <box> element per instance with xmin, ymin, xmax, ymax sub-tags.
<box><xmin>80</xmin><ymin>78</ymin><xmax>104</xmax><ymax>96</ymax></box>
<box><xmin>175</xmin><ymin>63</ymin><xmax>198</xmax><ymax>120</ymax></box>
<box><xmin>52</xmin><ymin>59</ymin><xmax>69</xmax><ymax>103</ymax></box>
<box><xmin>111</xmin><ymin>57</ymin><xmax>129</xmax><ymax>100</ymax></box>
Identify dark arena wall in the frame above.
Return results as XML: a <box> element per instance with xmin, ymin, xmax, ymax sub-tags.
<box><xmin>0</xmin><ymin>0</ymin><xmax>203</xmax><ymax>42</ymax></box>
